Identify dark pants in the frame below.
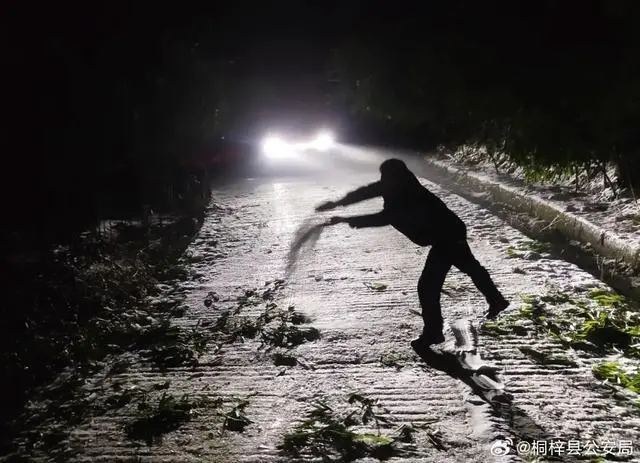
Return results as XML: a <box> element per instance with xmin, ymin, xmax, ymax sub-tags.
<box><xmin>418</xmin><ymin>240</ymin><xmax>507</xmax><ymax>335</ymax></box>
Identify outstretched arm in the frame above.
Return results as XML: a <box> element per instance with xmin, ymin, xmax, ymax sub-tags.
<box><xmin>337</xmin><ymin>182</ymin><xmax>382</xmax><ymax>207</ymax></box>
<box><xmin>346</xmin><ymin>211</ymin><xmax>390</xmax><ymax>228</ymax></box>
<box><xmin>316</xmin><ymin>182</ymin><xmax>382</xmax><ymax>211</ymax></box>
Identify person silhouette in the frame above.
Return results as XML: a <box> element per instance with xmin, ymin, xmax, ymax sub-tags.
<box><xmin>316</xmin><ymin>158</ymin><xmax>510</xmax><ymax>347</ymax></box>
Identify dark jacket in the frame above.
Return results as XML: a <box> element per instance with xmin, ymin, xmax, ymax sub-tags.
<box><xmin>337</xmin><ymin>175</ymin><xmax>467</xmax><ymax>246</ymax></box>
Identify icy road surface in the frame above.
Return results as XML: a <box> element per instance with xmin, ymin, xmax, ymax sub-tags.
<box><xmin>67</xmin><ymin>149</ymin><xmax>639</xmax><ymax>462</ymax></box>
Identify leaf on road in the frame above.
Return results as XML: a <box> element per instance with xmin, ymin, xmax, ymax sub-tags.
<box><xmin>364</xmin><ymin>282</ymin><xmax>387</xmax><ymax>292</ymax></box>
<box><xmin>352</xmin><ymin>433</ymin><xmax>393</xmax><ymax>445</ymax></box>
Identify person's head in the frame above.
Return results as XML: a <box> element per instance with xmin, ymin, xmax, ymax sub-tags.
<box><xmin>379</xmin><ymin>158</ymin><xmax>416</xmax><ymax>191</ymax></box>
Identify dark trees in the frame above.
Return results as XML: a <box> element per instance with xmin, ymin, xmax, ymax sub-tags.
<box><xmin>329</xmin><ymin>1</ymin><xmax>640</xmax><ymax>190</ymax></box>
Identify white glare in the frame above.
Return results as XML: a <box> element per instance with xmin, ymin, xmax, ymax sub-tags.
<box><xmin>262</xmin><ymin>136</ymin><xmax>288</xmax><ymax>157</ymax></box>
<box><xmin>312</xmin><ymin>131</ymin><xmax>335</xmax><ymax>151</ymax></box>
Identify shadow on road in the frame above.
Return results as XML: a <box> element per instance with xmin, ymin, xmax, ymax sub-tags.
<box><xmin>413</xmin><ymin>346</ymin><xmax>566</xmax><ymax>456</ymax></box>
<box><xmin>414</xmin><ymin>347</ymin><xmax>508</xmax><ymax>405</ymax></box>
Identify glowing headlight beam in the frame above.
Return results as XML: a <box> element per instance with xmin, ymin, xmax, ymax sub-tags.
<box><xmin>312</xmin><ymin>131</ymin><xmax>335</xmax><ymax>151</ymax></box>
<box><xmin>261</xmin><ymin>136</ymin><xmax>289</xmax><ymax>157</ymax></box>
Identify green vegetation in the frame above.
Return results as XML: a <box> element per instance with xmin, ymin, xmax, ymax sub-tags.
<box><xmin>482</xmin><ymin>287</ymin><xmax>640</xmax><ymax>394</ymax></box>
<box><xmin>592</xmin><ymin>362</ymin><xmax>640</xmax><ymax>394</ymax></box>
<box><xmin>122</xmin><ymin>389</ymin><xmax>256</xmax><ymax>445</ymax></box>
<box><xmin>210</xmin><ymin>298</ymin><xmax>320</xmax><ymax>350</ymax></box>
<box><xmin>126</xmin><ymin>393</ymin><xmax>217</xmax><ymax>445</ymax></box>
<box><xmin>505</xmin><ymin>240</ymin><xmax>552</xmax><ymax>259</ymax></box>
<box><xmin>491</xmin><ymin>290</ymin><xmax>640</xmax><ymax>359</ymax></box>
<box><xmin>279</xmin><ymin>393</ymin><xmax>442</xmax><ymax>461</ymax></box>
<box><xmin>222</xmin><ymin>399</ymin><xmax>253</xmax><ymax>433</ymax></box>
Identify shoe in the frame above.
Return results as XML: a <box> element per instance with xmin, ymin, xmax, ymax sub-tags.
<box><xmin>411</xmin><ymin>331</ymin><xmax>445</xmax><ymax>349</ymax></box>
<box><xmin>487</xmin><ymin>299</ymin><xmax>510</xmax><ymax>319</ymax></box>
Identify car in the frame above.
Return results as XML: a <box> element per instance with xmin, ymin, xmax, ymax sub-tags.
<box><xmin>259</xmin><ymin>128</ymin><xmax>336</xmax><ymax>158</ymax></box>
<box><xmin>187</xmin><ymin>125</ymin><xmax>339</xmax><ymax>178</ymax></box>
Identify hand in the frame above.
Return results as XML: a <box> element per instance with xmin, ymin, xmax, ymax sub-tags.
<box><xmin>327</xmin><ymin>216</ymin><xmax>346</xmax><ymax>225</ymax></box>
<box><xmin>315</xmin><ymin>200</ymin><xmax>338</xmax><ymax>212</ymax></box>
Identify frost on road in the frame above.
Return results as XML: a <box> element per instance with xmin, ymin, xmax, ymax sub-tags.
<box><xmin>41</xmin><ymin>172</ymin><xmax>640</xmax><ymax>462</ymax></box>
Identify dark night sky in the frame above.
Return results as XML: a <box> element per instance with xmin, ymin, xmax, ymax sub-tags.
<box><xmin>5</xmin><ymin>1</ymin><xmax>368</xmax><ymax>65</ymax></box>
<box><xmin>3</xmin><ymin>1</ymin><xmax>370</xmax><ymax>141</ymax></box>
<box><xmin>7</xmin><ymin>1</ymin><xmax>632</xmax><ymax>80</ymax></box>
<box><xmin>6</xmin><ymin>1</ymin><xmax>636</xmax><ymax>143</ymax></box>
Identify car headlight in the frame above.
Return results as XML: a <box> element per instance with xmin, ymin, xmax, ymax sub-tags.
<box><xmin>311</xmin><ymin>131</ymin><xmax>335</xmax><ymax>151</ymax></box>
<box><xmin>261</xmin><ymin>136</ymin><xmax>289</xmax><ymax>157</ymax></box>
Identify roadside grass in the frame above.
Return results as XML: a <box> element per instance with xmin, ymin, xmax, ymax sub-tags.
<box><xmin>279</xmin><ymin>392</ymin><xmax>443</xmax><ymax>461</ymax></box>
<box><xmin>592</xmin><ymin>362</ymin><xmax>640</xmax><ymax>394</ymax></box>
<box><xmin>481</xmin><ymin>287</ymin><xmax>640</xmax><ymax>395</ymax></box>
<box><xmin>3</xmin><ymin>216</ymin><xmax>214</xmax><ymax>458</ymax></box>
